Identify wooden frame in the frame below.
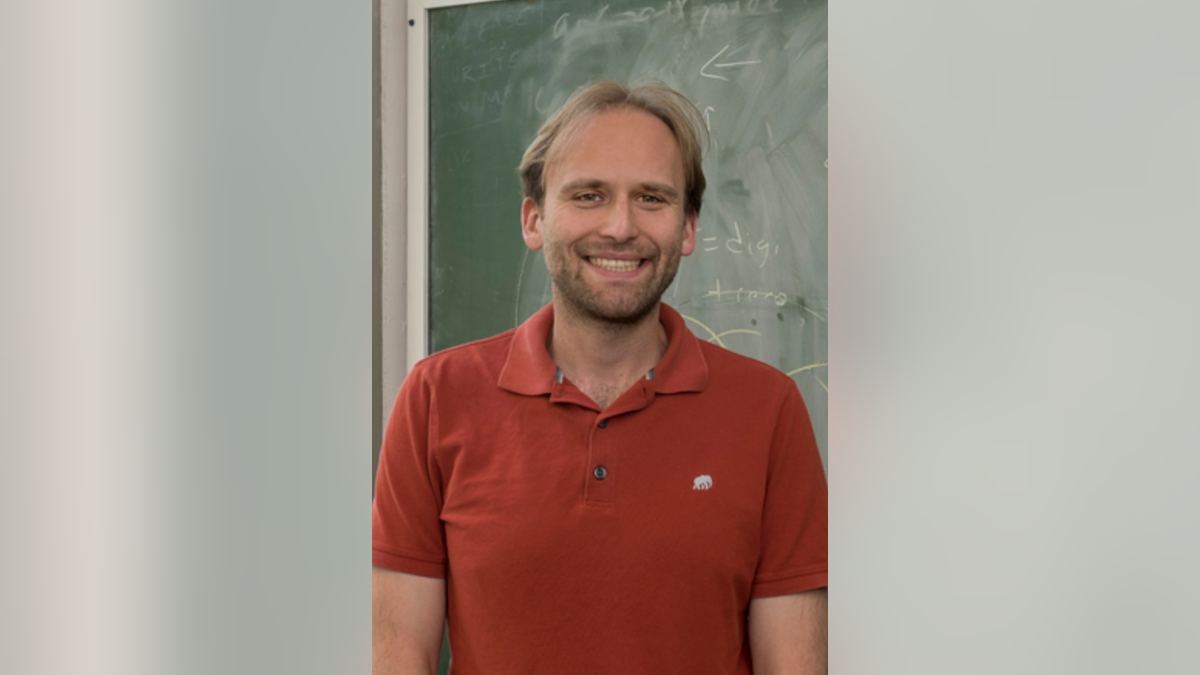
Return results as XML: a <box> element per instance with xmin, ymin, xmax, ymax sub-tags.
<box><xmin>404</xmin><ymin>0</ymin><xmax>507</xmax><ymax>375</ymax></box>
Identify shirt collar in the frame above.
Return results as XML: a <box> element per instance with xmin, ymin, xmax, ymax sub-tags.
<box><xmin>497</xmin><ymin>302</ymin><xmax>708</xmax><ymax>396</ymax></box>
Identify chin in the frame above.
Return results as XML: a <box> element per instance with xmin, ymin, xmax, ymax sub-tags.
<box><xmin>574</xmin><ymin>295</ymin><xmax>661</xmax><ymax>325</ymax></box>
<box><xmin>549</xmin><ymin>259</ymin><xmax>677</xmax><ymax>326</ymax></box>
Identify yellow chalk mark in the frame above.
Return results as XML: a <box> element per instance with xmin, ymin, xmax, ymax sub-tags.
<box><xmin>815</xmin><ymin>376</ymin><xmax>828</xmax><ymax>392</ymax></box>
<box><xmin>801</xmin><ymin>306</ymin><xmax>827</xmax><ymax>322</ymax></box>
<box><xmin>681</xmin><ymin>314</ymin><xmax>725</xmax><ymax>348</ymax></box>
<box><xmin>786</xmin><ymin>362</ymin><xmax>828</xmax><ymax>377</ymax></box>
<box><xmin>714</xmin><ymin>329</ymin><xmax>762</xmax><ymax>341</ymax></box>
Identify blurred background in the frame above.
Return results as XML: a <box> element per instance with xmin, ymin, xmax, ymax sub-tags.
<box><xmin>3</xmin><ymin>1</ymin><xmax>1199</xmax><ymax>673</ymax></box>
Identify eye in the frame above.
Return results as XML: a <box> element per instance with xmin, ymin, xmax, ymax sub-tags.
<box><xmin>576</xmin><ymin>192</ymin><xmax>602</xmax><ymax>203</ymax></box>
<box><xmin>636</xmin><ymin>194</ymin><xmax>665</xmax><ymax>204</ymax></box>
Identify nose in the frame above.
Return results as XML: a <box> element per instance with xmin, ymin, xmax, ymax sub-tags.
<box><xmin>598</xmin><ymin>195</ymin><xmax>639</xmax><ymax>243</ymax></box>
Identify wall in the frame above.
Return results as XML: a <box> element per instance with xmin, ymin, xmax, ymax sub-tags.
<box><xmin>377</xmin><ymin>0</ymin><xmax>410</xmax><ymax>479</ymax></box>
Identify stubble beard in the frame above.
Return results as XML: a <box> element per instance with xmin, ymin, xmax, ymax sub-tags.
<box><xmin>545</xmin><ymin>235</ymin><xmax>684</xmax><ymax>328</ymax></box>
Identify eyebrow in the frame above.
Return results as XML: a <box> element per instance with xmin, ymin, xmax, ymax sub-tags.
<box><xmin>640</xmin><ymin>182</ymin><xmax>682</xmax><ymax>201</ymax></box>
<box><xmin>557</xmin><ymin>179</ymin><xmax>682</xmax><ymax>201</ymax></box>
<box><xmin>557</xmin><ymin>179</ymin><xmax>606</xmax><ymax>195</ymax></box>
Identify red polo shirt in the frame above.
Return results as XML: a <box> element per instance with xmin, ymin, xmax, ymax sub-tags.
<box><xmin>373</xmin><ymin>303</ymin><xmax>827</xmax><ymax>674</ymax></box>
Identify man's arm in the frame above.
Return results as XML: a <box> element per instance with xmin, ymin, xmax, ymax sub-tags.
<box><xmin>372</xmin><ymin>566</ymin><xmax>446</xmax><ymax>675</ymax></box>
<box><xmin>748</xmin><ymin>587</ymin><xmax>828</xmax><ymax>675</ymax></box>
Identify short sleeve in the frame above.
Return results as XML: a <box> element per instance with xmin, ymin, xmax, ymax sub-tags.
<box><xmin>751</xmin><ymin>384</ymin><xmax>828</xmax><ymax>597</ymax></box>
<box><xmin>372</xmin><ymin>364</ymin><xmax>448</xmax><ymax>578</ymax></box>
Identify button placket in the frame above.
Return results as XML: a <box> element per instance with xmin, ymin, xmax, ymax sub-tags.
<box><xmin>585</xmin><ymin>414</ymin><xmax>614</xmax><ymax>505</ymax></box>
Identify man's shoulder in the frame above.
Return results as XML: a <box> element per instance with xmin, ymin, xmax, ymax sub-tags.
<box><xmin>409</xmin><ymin>328</ymin><xmax>517</xmax><ymax>386</ymax></box>
<box><xmin>693</xmin><ymin>339</ymin><xmax>799</xmax><ymax>400</ymax></box>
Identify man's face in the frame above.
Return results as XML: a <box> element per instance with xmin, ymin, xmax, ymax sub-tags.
<box><xmin>521</xmin><ymin>108</ymin><xmax>697</xmax><ymax>325</ymax></box>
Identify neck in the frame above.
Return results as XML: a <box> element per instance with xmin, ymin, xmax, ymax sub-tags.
<box><xmin>547</xmin><ymin>299</ymin><xmax>668</xmax><ymax>409</ymax></box>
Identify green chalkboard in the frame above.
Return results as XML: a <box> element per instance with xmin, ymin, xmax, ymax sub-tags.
<box><xmin>426</xmin><ymin>0</ymin><xmax>827</xmax><ymax>467</ymax></box>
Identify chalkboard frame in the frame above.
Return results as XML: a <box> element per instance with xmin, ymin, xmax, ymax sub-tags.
<box><xmin>405</xmin><ymin>0</ymin><xmax>507</xmax><ymax>374</ymax></box>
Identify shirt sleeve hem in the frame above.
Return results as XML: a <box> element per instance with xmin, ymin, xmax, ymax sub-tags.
<box><xmin>372</xmin><ymin>547</ymin><xmax>446</xmax><ymax>579</ymax></box>
<box><xmin>750</xmin><ymin>569</ymin><xmax>827</xmax><ymax>598</ymax></box>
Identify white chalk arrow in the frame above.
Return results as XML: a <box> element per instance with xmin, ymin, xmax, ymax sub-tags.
<box><xmin>700</xmin><ymin>45</ymin><xmax>761</xmax><ymax>81</ymax></box>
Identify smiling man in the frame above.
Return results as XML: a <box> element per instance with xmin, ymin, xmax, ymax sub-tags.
<box><xmin>373</xmin><ymin>81</ymin><xmax>827</xmax><ymax>675</ymax></box>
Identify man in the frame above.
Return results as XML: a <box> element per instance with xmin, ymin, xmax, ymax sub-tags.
<box><xmin>373</xmin><ymin>81</ymin><xmax>827</xmax><ymax>674</ymax></box>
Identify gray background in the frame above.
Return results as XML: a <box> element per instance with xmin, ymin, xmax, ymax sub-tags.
<box><xmin>3</xmin><ymin>0</ymin><xmax>1200</xmax><ymax>673</ymax></box>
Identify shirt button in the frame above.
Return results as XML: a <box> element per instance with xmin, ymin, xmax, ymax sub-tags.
<box><xmin>598</xmin><ymin>419</ymin><xmax>608</xmax><ymax>428</ymax></box>
<box><xmin>593</xmin><ymin>465</ymin><xmax>607</xmax><ymax>480</ymax></box>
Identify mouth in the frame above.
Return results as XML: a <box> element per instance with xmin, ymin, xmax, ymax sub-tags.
<box><xmin>587</xmin><ymin>256</ymin><xmax>645</xmax><ymax>273</ymax></box>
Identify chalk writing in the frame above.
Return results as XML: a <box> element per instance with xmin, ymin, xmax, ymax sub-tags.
<box><xmin>459</xmin><ymin>50</ymin><xmax>522</xmax><ymax>83</ymax></box>
<box><xmin>800</xmin><ymin>305</ymin><xmax>826</xmax><ymax>322</ymax></box>
<box><xmin>448</xmin><ymin>5</ymin><xmax>533</xmax><ymax>46</ymax></box>
<box><xmin>786</xmin><ymin>362</ymin><xmax>827</xmax><ymax>377</ymax></box>
<box><xmin>552</xmin><ymin>0</ymin><xmax>780</xmax><ymax>40</ymax></box>
<box><xmin>553</xmin><ymin>5</ymin><xmax>615</xmax><ymax>39</ymax></box>
<box><xmin>680</xmin><ymin>314</ymin><xmax>826</xmax><ymax>395</ymax></box>
<box><xmin>698</xmin><ymin>223</ymin><xmax>781</xmax><ymax>269</ymax></box>
<box><xmin>700</xmin><ymin>44</ymin><xmax>761</xmax><ymax>81</ymax></box>
<box><xmin>456</xmin><ymin>84</ymin><xmax>513</xmax><ymax>118</ymax></box>
<box><xmin>680</xmin><ymin>314</ymin><xmax>761</xmax><ymax>349</ymax></box>
<box><xmin>698</xmin><ymin>0</ymin><xmax>780</xmax><ymax>36</ymax></box>
<box><xmin>786</xmin><ymin>362</ymin><xmax>828</xmax><ymax>391</ymax></box>
<box><xmin>446</xmin><ymin>148</ymin><xmax>471</xmax><ymax>171</ymax></box>
<box><xmin>704</xmin><ymin>278</ymin><xmax>788</xmax><ymax>307</ymax></box>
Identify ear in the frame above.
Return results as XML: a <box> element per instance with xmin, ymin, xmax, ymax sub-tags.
<box><xmin>680</xmin><ymin>209</ymin><xmax>698</xmax><ymax>256</ymax></box>
<box><xmin>521</xmin><ymin>197</ymin><xmax>545</xmax><ymax>251</ymax></box>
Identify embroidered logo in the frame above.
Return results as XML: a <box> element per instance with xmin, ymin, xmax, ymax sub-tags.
<box><xmin>693</xmin><ymin>474</ymin><xmax>713</xmax><ymax>490</ymax></box>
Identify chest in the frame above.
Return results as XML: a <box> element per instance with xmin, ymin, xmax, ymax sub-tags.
<box><xmin>430</xmin><ymin>393</ymin><xmax>778</xmax><ymax>588</ymax></box>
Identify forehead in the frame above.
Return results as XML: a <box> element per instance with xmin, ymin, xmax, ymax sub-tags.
<box><xmin>546</xmin><ymin>107</ymin><xmax>685</xmax><ymax>187</ymax></box>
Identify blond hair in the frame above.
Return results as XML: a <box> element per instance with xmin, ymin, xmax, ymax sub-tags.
<box><xmin>518</xmin><ymin>80</ymin><xmax>708</xmax><ymax>215</ymax></box>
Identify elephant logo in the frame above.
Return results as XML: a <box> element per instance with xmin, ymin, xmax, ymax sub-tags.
<box><xmin>693</xmin><ymin>474</ymin><xmax>713</xmax><ymax>490</ymax></box>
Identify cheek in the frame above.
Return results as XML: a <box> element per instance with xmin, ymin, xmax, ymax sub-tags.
<box><xmin>543</xmin><ymin>214</ymin><xmax>587</xmax><ymax>248</ymax></box>
<box><xmin>541</xmin><ymin>229</ymin><xmax>576</xmax><ymax>263</ymax></box>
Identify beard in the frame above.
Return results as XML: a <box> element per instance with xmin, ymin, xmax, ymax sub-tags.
<box><xmin>543</xmin><ymin>234</ymin><xmax>684</xmax><ymax>327</ymax></box>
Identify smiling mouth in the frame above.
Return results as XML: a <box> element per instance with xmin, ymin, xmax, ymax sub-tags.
<box><xmin>588</xmin><ymin>257</ymin><xmax>643</xmax><ymax>272</ymax></box>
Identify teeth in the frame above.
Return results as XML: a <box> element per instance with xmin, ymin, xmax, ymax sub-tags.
<box><xmin>589</xmin><ymin>257</ymin><xmax>641</xmax><ymax>272</ymax></box>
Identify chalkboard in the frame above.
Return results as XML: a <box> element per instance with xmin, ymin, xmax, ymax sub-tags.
<box><xmin>420</xmin><ymin>0</ymin><xmax>827</xmax><ymax>467</ymax></box>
